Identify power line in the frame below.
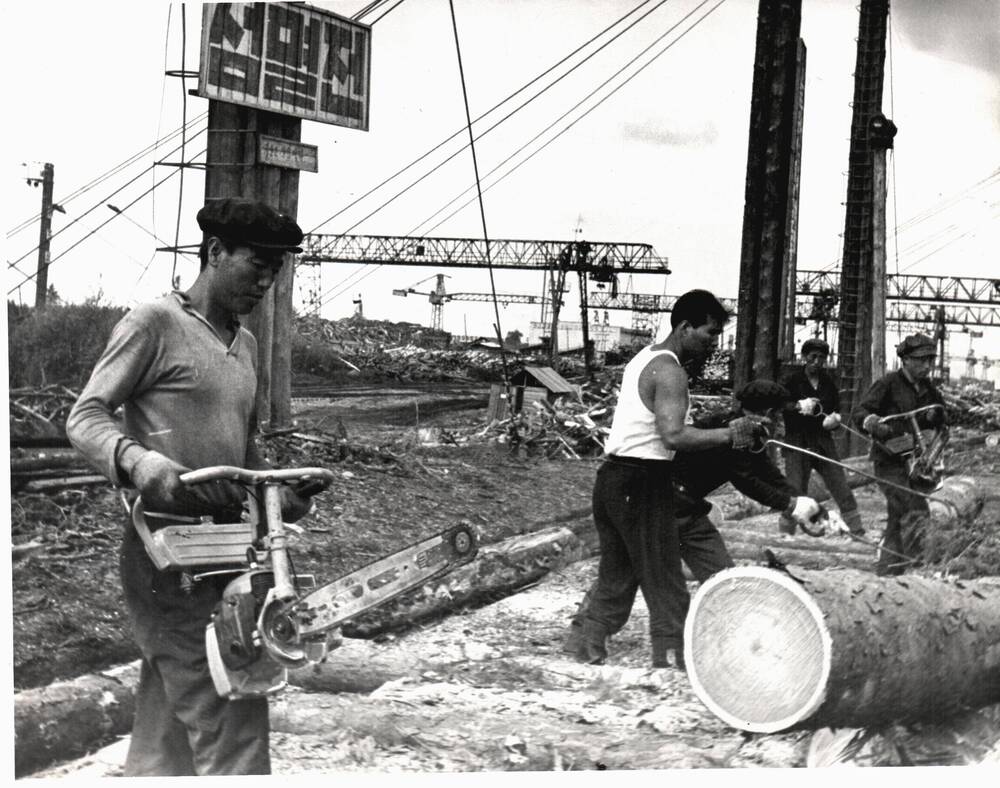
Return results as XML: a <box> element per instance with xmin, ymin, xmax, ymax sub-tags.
<box><xmin>6</xmin><ymin>125</ymin><xmax>208</xmax><ymax>270</ymax></box>
<box><xmin>369</xmin><ymin>0</ymin><xmax>407</xmax><ymax>25</ymax></box>
<box><xmin>416</xmin><ymin>0</ymin><xmax>726</xmax><ymax>237</ymax></box>
<box><xmin>7</xmin><ymin>149</ymin><xmax>206</xmax><ymax>295</ymax></box>
<box><xmin>306</xmin><ymin>0</ymin><xmax>675</xmax><ymax>309</ymax></box>
<box><xmin>6</xmin><ymin>113</ymin><xmax>207</xmax><ymax>238</ymax></box>
<box><xmin>306</xmin><ymin>0</ymin><xmax>670</xmax><ymax>238</ymax></box>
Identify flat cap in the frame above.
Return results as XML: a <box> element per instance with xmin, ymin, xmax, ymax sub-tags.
<box><xmin>896</xmin><ymin>333</ymin><xmax>936</xmax><ymax>358</ymax></box>
<box><xmin>735</xmin><ymin>379</ymin><xmax>791</xmax><ymax>411</ymax></box>
<box><xmin>800</xmin><ymin>338</ymin><xmax>830</xmax><ymax>356</ymax></box>
<box><xmin>197</xmin><ymin>198</ymin><xmax>303</xmax><ymax>253</ymax></box>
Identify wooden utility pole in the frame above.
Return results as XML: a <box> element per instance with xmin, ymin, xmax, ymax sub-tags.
<box><xmin>34</xmin><ymin>163</ymin><xmax>55</xmax><ymax>310</ymax></box>
<box><xmin>734</xmin><ymin>0</ymin><xmax>805</xmax><ymax>390</ymax></box>
<box><xmin>203</xmin><ymin>101</ymin><xmax>302</xmax><ymax>430</ymax></box>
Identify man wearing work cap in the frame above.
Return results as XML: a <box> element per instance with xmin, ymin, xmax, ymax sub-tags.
<box><xmin>778</xmin><ymin>338</ymin><xmax>863</xmax><ymax>536</ymax></box>
<box><xmin>564</xmin><ymin>377</ymin><xmax>820</xmax><ymax>668</ymax></box>
<box><xmin>67</xmin><ymin>198</ymin><xmax>321</xmax><ymax>775</ymax></box>
<box><xmin>852</xmin><ymin>333</ymin><xmax>946</xmax><ymax>576</ymax></box>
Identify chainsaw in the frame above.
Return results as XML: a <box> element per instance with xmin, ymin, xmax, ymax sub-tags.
<box><xmin>130</xmin><ymin>465</ymin><xmax>478</xmax><ymax>700</ymax></box>
<box><xmin>876</xmin><ymin>404</ymin><xmax>949</xmax><ymax>492</ymax></box>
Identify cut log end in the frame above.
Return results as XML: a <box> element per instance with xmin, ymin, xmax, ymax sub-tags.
<box><xmin>683</xmin><ymin>566</ymin><xmax>832</xmax><ymax>733</ymax></box>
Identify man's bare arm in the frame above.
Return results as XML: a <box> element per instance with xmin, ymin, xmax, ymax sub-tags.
<box><xmin>645</xmin><ymin>357</ymin><xmax>732</xmax><ymax>452</ymax></box>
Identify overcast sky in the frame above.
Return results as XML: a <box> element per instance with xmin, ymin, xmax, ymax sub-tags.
<box><xmin>5</xmin><ymin>0</ymin><xmax>999</xmax><ymax>376</ymax></box>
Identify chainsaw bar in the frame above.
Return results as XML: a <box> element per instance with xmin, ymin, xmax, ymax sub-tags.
<box><xmin>286</xmin><ymin>523</ymin><xmax>477</xmax><ymax>639</ymax></box>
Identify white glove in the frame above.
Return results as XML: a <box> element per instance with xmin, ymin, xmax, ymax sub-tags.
<box><xmin>821</xmin><ymin>413</ymin><xmax>841</xmax><ymax>431</ymax></box>
<box><xmin>787</xmin><ymin>496</ymin><xmax>821</xmax><ymax>525</ymax></box>
<box><xmin>796</xmin><ymin>397</ymin><xmax>821</xmax><ymax>416</ymax></box>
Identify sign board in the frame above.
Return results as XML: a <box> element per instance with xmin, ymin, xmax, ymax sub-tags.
<box><xmin>257</xmin><ymin>134</ymin><xmax>319</xmax><ymax>172</ymax></box>
<box><xmin>198</xmin><ymin>2</ymin><xmax>371</xmax><ymax>130</ymax></box>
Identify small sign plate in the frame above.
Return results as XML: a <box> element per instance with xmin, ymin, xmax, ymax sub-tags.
<box><xmin>257</xmin><ymin>135</ymin><xmax>319</xmax><ymax>172</ymax></box>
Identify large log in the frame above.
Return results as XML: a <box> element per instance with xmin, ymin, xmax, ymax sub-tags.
<box><xmin>342</xmin><ymin>526</ymin><xmax>586</xmax><ymax>637</ymax></box>
<box><xmin>14</xmin><ymin>662</ymin><xmax>140</xmax><ymax>777</ymax></box>
<box><xmin>684</xmin><ymin>566</ymin><xmax>1000</xmax><ymax>733</ymax></box>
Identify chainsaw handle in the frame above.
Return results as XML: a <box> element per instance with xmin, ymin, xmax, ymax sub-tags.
<box><xmin>878</xmin><ymin>404</ymin><xmax>944</xmax><ymax>423</ymax></box>
<box><xmin>179</xmin><ymin>466</ymin><xmax>336</xmax><ymax>491</ymax></box>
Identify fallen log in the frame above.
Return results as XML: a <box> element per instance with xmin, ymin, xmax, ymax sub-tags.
<box><xmin>684</xmin><ymin>566</ymin><xmax>1000</xmax><ymax>733</ymax></box>
<box><xmin>14</xmin><ymin>662</ymin><xmax>140</xmax><ymax>778</ymax></box>
<box><xmin>342</xmin><ymin>526</ymin><xmax>586</xmax><ymax>638</ymax></box>
<box><xmin>20</xmin><ymin>475</ymin><xmax>109</xmax><ymax>493</ymax></box>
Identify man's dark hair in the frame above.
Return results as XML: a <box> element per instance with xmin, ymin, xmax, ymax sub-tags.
<box><xmin>670</xmin><ymin>289</ymin><xmax>730</xmax><ymax>329</ymax></box>
<box><xmin>198</xmin><ymin>236</ymin><xmax>240</xmax><ymax>271</ymax></box>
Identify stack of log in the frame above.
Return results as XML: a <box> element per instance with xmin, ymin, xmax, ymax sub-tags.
<box><xmin>10</xmin><ymin>449</ymin><xmax>105</xmax><ymax>494</ymax></box>
<box><xmin>295</xmin><ymin>314</ymin><xmax>452</xmax><ymax>351</ymax></box>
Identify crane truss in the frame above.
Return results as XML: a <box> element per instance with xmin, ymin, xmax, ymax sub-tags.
<box><xmin>300</xmin><ymin>234</ymin><xmax>670</xmax><ymax>274</ymax></box>
<box><xmin>797</xmin><ymin>270</ymin><xmax>1000</xmax><ymax>305</ymax></box>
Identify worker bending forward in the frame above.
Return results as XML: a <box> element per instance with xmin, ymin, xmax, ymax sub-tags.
<box><xmin>778</xmin><ymin>338</ymin><xmax>863</xmax><ymax>535</ymax></box>
<box><xmin>67</xmin><ymin>199</ymin><xmax>322</xmax><ymax>776</ymax></box>
<box><xmin>576</xmin><ymin>290</ymin><xmax>820</xmax><ymax>669</ymax></box>
<box><xmin>565</xmin><ymin>379</ymin><xmax>820</xmax><ymax>667</ymax></box>
<box><xmin>853</xmin><ymin>333</ymin><xmax>946</xmax><ymax>576</ymax></box>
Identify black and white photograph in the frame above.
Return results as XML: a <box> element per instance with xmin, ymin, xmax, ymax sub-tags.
<box><xmin>4</xmin><ymin>0</ymin><xmax>1000</xmax><ymax>779</ymax></box>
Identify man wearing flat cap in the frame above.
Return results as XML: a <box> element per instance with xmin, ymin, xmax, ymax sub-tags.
<box><xmin>778</xmin><ymin>338</ymin><xmax>863</xmax><ymax>536</ymax></box>
<box><xmin>852</xmin><ymin>333</ymin><xmax>946</xmax><ymax>576</ymax></box>
<box><xmin>67</xmin><ymin>198</ymin><xmax>321</xmax><ymax>775</ymax></box>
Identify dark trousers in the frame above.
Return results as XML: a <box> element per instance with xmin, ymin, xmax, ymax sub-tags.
<box><xmin>120</xmin><ymin>527</ymin><xmax>270</xmax><ymax>776</ymax></box>
<box><xmin>781</xmin><ymin>434</ymin><xmax>858</xmax><ymax>515</ymax></box>
<box><xmin>874</xmin><ymin>460</ymin><xmax>929</xmax><ymax>576</ymax></box>
<box><xmin>581</xmin><ymin>458</ymin><xmax>733</xmax><ymax>651</ymax></box>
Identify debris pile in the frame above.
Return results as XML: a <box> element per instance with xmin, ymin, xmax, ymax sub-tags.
<box><xmin>496</xmin><ymin>393</ymin><xmax>614</xmax><ymax>459</ymax></box>
<box><xmin>296</xmin><ymin>314</ymin><xmax>452</xmax><ymax>351</ymax></box>
<box><xmin>941</xmin><ymin>384</ymin><xmax>1000</xmax><ymax>432</ymax></box>
<box><xmin>9</xmin><ymin>385</ymin><xmax>78</xmax><ymax>444</ymax></box>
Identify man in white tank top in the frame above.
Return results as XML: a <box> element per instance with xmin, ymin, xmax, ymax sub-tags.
<box><xmin>573</xmin><ymin>290</ymin><xmax>820</xmax><ymax>669</ymax></box>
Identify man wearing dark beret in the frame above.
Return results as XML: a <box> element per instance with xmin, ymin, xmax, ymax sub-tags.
<box><xmin>564</xmin><ymin>377</ymin><xmax>819</xmax><ymax>667</ymax></box>
<box><xmin>778</xmin><ymin>338</ymin><xmax>863</xmax><ymax>536</ymax></box>
<box><xmin>852</xmin><ymin>333</ymin><xmax>946</xmax><ymax>575</ymax></box>
<box><xmin>67</xmin><ymin>198</ymin><xmax>320</xmax><ymax>775</ymax></box>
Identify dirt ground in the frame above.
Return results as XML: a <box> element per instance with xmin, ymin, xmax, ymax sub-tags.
<box><xmin>12</xmin><ymin>383</ymin><xmax>1000</xmax><ymax>775</ymax></box>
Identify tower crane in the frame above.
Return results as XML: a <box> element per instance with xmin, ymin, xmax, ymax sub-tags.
<box><xmin>391</xmin><ymin>274</ymin><xmax>451</xmax><ymax>331</ymax></box>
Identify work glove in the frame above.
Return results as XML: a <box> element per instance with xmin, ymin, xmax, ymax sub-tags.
<box><xmin>729</xmin><ymin>415</ymin><xmax>770</xmax><ymax>451</ymax></box>
<box><xmin>130</xmin><ymin>450</ymin><xmax>243</xmax><ymax>516</ymax></box>
<box><xmin>280</xmin><ymin>478</ymin><xmax>328</xmax><ymax>523</ymax></box>
<box><xmin>795</xmin><ymin>397</ymin><xmax>821</xmax><ymax>416</ymax></box>
<box><xmin>785</xmin><ymin>496</ymin><xmax>821</xmax><ymax>526</ymax></box>
<box><xmin>862</xmin><ymin>414</ymin><xmax>892</xmax><ymax>440</ymax></box>
<box><xmin>821</xmin><ymin>413</ymin><xmax>841</xmax><ymax>431</ymax></box>
<box><xmin>922</xmin><ymin>404</ymin><xmax>946</xmax><ymax>428</ymax></box>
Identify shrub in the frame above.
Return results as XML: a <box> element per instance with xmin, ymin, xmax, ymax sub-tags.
<box><xmin>8</xmin><ymin>302</ymin><xmax>128</xmax><ymax>390</ymax></box>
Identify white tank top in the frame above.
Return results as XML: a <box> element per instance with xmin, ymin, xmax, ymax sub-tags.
<box><xmin>605</xmin><ymin>346</ymin><xmax>689</xmax><ymax>460</ymax></box>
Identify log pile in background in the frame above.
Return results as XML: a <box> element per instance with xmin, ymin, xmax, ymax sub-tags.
<box><xmin>941</xmin><ymin>383</ymin><xmax>1000</xmax><ymax>432</ymax></box>
<box><xmin>9</xmin><ymin>384</ymin><xmax>79</xmax><ymax>444</ymax></box>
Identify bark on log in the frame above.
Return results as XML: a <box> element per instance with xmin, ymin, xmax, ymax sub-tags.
<box><xmin>684</xmin><ymin>566</ymin><xmax>1000</xmax><ymax>733</ymax></box>
<box><xmin>342</xmin><ymin>526</ymin><xmax>586</xmax><ymax>638</ymax></box>
<box><xmin>14</xmin><ymin>662</ymin><xmax>140</xmax><ymax>777</ymax></box>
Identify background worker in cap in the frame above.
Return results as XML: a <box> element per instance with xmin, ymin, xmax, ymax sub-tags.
<box><xmin>777</xmin><ymin>338</ymin><xmax>864</xmax><ymax>536</ymax></box>
<box><xmin>67</xmin><ymin>198</ymin><xmax>323</xmax><ymax>775</ymax></box>
<box><xmin>852</xmin><ymin>333</ymin><xmax>946</xmax><ymax>576</ymax></box>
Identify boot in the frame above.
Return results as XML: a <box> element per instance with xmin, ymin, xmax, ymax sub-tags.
<box><xmin>651</xmin><ymin>637</ymin><xmax>686</xmax><ymax>670</ymax></box>
<box><xmin>560</xmin><ymin>621</ymin><xmax>583</xmax><ymax>655</ymax></box>
<box><xmin>574</xmin><ymin>620</ymin><xmax>608</xmax><ymax>665</ymax></box>
<box><xmin>778</xmin><ymin>513</ymin><xmax>797</xmax><ymax>535</ymax></box>
<box><xmin>842</xmin><ymin>509</ymin><xmax>865</xmax><ymax>536</ymax></box>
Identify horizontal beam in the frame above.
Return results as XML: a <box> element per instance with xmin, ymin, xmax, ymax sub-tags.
<box><xmin>300</xmin><ymin>234</ymin><xmax>670</xmax><ymax>274</ymax></box>
<box><xmin>797</xmin><ymin>269</ymin><xmax>1000</xmax><ymax>305</ymax></box>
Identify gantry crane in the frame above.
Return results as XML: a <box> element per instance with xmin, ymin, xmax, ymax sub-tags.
<box><xmin>391</xmin><ymin>274</ymin><xmax>451</xmax><ymax>331</ymax></box>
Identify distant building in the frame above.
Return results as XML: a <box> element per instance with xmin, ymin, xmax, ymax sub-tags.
<box><xmin>526</xmin><ymin>321</ymin><xmax>649</xmax><ymax>353</ymax></box>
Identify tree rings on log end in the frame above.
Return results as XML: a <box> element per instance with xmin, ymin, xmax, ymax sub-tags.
<box><xmin>684</xmin><ymin>567</ymin><xmax>832</xmax><ymax>733</ymax></box>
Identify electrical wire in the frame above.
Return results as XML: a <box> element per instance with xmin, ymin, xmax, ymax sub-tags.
<box><xmin>306</xmin><ymin>0</ymin><xmax>675</xmax><ymax>310</ymax></box>
<box><xmin>415</xmin><ymin>0</ymin><xmax>726</xmax><ymax>237</ymax></box>
<box><xmin>170</xmin><ymin>4</ymin><xmax>190</xmax><ymax>288</ymax></box>
<box><xmin>306</xmin><ymin>0</ymin><xmax>669</xmax><ymax>238</ymax></box>
<box><xmin>7</xmin><ymin>149</ymin><xmax>206</xmax><ymax>296</ymax></box>
<box><xmin>6</xmin><ymin>113</ymin><xmax>207</xmax><ymax>239</ymax></box>
<box><xmin>448</xmin><ymin>0</ymin><xmax>510</xmax><ymax>385</ymax></box>
<box><xmin>6</xmin><ymin>125</ymin><xmax>208</xmax><ymax>270</ymax></box>
<box><xmin>369</xmin><ymin>0</ymin><xmax>407</xmax><ymax>25</ymax></box>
